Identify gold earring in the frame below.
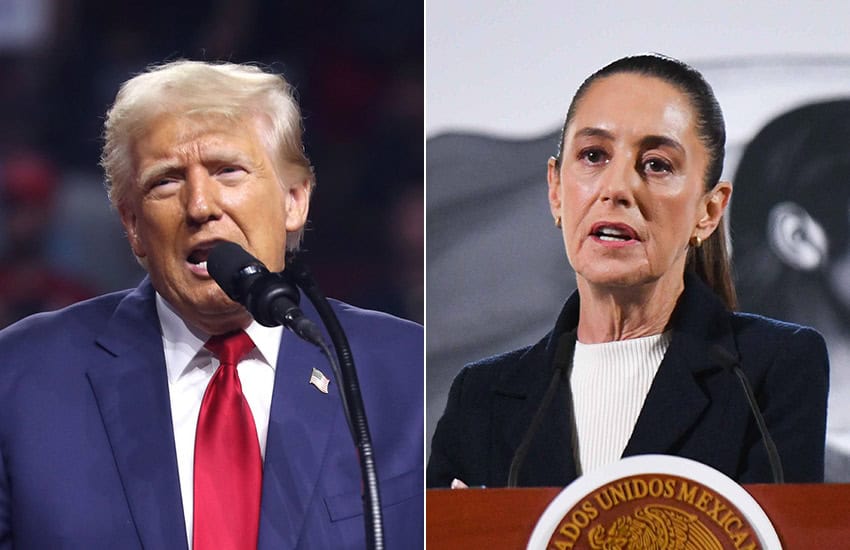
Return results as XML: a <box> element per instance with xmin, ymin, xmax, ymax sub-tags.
<box><xmin>555</xmin><ymin>216</ymin><xmax>562</xmax><ymax>228</ymax></box>
<box><xmin>690</xmin><ymin>235</ymin><xmax>703</xmax><ymax>248</ymax></box>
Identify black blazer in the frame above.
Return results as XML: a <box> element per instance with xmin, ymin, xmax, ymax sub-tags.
<box><xmin>427</xmin><ymin>273</ymin><xmax>829</xmax><ymax>487</ymax></box>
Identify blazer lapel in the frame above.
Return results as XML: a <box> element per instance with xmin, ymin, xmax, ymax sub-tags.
<box><xmin>258</xmin><ymin>311</ymin><xmax>343</xmax><ymax>550</ymax></box>
<box><xmin>498</xmin><ymin>274</ymin><xmax>741</xmax><ymax>480</ymax></box>
<box><xmin>624</xmin><ymin>273</ymin><xmax>737</xmax><ymax>457</ymax></box>
<box><xmin>623</xmin><ymin>332</ymin><xmax>715</xmax><ymax>455</ymax></box>
<box><xmin>87</xmin><ymin>279</ymin><xmax>188</xmax><ymax>550</ymax></box>
<box><xmin>493</xmin><ymin>298</ymin><xmax>581</xmax><ymax>487</ymax></box>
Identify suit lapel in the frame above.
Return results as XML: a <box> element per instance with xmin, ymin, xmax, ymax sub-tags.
<box><xmin>258</xmin><ymin>307</ymin><xmax>343</xmax><ymax>550</ymax></box>
<box><xmin>87</xmin><ymin>279</ymin><xmax>188</xmax><ymax>550</ymax></box>
<box><xmin>624</xmin><ymin>273</ymin><xmax>737</xmax><ymax>457</ymax></box>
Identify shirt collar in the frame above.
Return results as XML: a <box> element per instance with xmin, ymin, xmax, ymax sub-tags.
<box><xmin>155</xmin><ymin>293</ymin><xmax>282</xmax><ymax>384</ymax></box>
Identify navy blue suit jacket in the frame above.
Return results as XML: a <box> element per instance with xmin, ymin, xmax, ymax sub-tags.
<box><xmin>0</xmin><ymin>278</ymin><xmax>423</xmax><ymax>549</ymax></box>
<box><xmin>428</xmin><ymin>273</ymin><xmax>829</xmax><ymax>488</ymax></box>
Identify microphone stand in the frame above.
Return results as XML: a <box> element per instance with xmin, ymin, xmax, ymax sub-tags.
<box><xmin>283</xmin><ymin>256</ymin><xmax>384</xmax><ymax>550</ymax></box>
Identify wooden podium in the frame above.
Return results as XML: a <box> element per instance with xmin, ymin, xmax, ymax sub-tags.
<box><xmin>427</xmin><ymin>484</ymin><xmax>850</xmax><ymax>549</ymax></box>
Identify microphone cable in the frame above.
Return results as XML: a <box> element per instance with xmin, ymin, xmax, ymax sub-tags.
<box><xmin>714</xmin><ymin>346</ymin><xmax>784</xmax><ymax>484</ymax></box>
<box><xmin>284</xmin><ymin>254</ymin><xmax>385</xmax><ymax>550</ymax></box>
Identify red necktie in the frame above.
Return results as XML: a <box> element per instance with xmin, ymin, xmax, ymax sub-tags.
<box><xmin>193</xmin><ymin>330</ymin><xmax>262</xmax><ymax>550</ymax></box>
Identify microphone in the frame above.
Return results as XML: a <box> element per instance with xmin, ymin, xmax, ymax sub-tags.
<box><xmin>207</xmin><ymin>241</ymin><xmax>323</xmax><ymax>345</ymax></box>
<box><xmin>713</xmin><ymin>345</ymin><xmax>785</xmax><ymax>484</ymax></box>
<box><xmin>219</xmin><ymin>248</ymin><xmax>385</xmax><ymax>549</ymax></box>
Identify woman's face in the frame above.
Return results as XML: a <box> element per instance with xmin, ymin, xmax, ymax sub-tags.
<box><xmin>548</xmin><ymin>72</ymin><xmax>730</xmax><ymax>293</ymax></box>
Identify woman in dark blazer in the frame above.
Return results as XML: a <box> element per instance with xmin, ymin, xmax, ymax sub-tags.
<box><xmin>427</xmin><ymin>54</ymin><xmax>829</xmax><ymax>488</ymax></box>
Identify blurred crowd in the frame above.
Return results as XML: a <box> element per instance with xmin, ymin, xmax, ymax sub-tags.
<box><xmin>0</xmin><ymin>0</ymin><xmax>423</xmax><ymax>326</ymax></box>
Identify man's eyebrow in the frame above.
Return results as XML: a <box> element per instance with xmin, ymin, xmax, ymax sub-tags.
<box><xmin>137</xmin><ymin>148</ymin><xmax>256</xmax><ymax>183</ymax></box>
<box><xmin>198</xmin><ymin>146</ymin><xmax>255</xmax><ymax>166</ymax></box>
<box><xmin>138</xmin><ymin>160</ymin><xmax>182</xmax><ymax>185</ymax></box>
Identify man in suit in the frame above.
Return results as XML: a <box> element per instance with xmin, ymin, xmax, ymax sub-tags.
<box><xmin>0</xmin><ymin>60</ymin><xmax>423</xmax><ymax>549</ymax></box>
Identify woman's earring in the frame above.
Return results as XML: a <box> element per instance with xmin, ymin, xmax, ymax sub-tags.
<box><xmin>690</xmin><ymin>235</ymin><xmax>703</xmax><ymax>248</ymax></box>
<box><xmin>555</xmin><ymin>216</ymin><xmax>562</xmax><ymax>228</ymax></box>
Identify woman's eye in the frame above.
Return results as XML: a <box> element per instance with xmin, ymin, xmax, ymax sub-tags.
<box><xmin>579</xmin><ymin>148</ymin><xmax>607</xmax><ymax>165</ymax></box>
<box><xmin>643</xmin><ymin>158</ymin><xmax>672</xmax><ymax>174</ymax></box>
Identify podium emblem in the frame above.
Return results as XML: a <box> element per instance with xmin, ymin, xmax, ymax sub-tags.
<box><xmin>527</xmin><ymin>455</ymin><xmax>781</xmax><ymax>550</ymax></box>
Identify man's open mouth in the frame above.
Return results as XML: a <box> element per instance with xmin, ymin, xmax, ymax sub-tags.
<box><xmin>187</xmin><ymin>248</ymin><xmax>211</xmax><ymax>270</ymax></box>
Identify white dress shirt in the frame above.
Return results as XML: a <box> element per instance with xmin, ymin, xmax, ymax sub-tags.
<box><xmin>156</xmin><ymin>294</ymin><xmax>283</xmax><ymax>547</ymax></box>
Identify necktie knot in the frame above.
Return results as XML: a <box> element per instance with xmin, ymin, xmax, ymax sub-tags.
<box><xmin>205</xmin><ymin>330</ymin><xmax>255</xmax><ymax>366</ymax></box>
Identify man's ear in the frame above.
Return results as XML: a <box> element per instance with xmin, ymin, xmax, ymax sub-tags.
<box><xmin>767</xmin><ymin>201</ymin><xmax>828</xmax><ymax>271</ymax></box>
<box><xmin>118</xmin><ymin>204</ymin><xmax>146</xmax><ymax>258</ymax></box>
<box><xmin>695</xmin><ymin>181</ymin><xmax>732</xmax><ymax>238</ymax></box>
<box><xmin>547</xmin><ymin>157</ymin><xmax>562</xmax><ymax>221</ymax></box>
<box><xmin>284</xmin><ymin>177</ymin><xmax>311</xmax><ymax>233</ymax></box>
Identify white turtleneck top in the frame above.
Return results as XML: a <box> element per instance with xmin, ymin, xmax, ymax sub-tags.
<box><xmin>570</xmin><ymin>331</ymin><xmax>672</xmax><ymax>475</ymax></box>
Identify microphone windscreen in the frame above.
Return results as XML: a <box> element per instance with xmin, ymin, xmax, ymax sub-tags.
<box><xmin>208</xmin><ymin>241</ymin><xmax>264</xmax><ymax>300</ymax></box>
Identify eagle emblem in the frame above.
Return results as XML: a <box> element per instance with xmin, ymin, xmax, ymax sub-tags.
<box><xmin>588</xmin><ymin>504</ymin><xmax>725</xmax><ymax>550</ymax></box>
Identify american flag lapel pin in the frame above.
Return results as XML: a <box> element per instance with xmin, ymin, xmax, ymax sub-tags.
<box><xmin>309</xmin><ymin>367</ymin><xmax>330</xmax><ymax>394</ymax></box>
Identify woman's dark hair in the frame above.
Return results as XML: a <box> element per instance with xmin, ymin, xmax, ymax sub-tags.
<box><xmin>555</xmin><ymin>53</ymin><xmax>737</xmax><ymax>310</ymax></box>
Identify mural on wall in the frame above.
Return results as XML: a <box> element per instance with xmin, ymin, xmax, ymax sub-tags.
<box><xmin>730</xmin><ymin>99</ymin><xmax>850</xmax><ymax>480</ymax></box>
<box><xmin>426</xmin><ymin>57</ymin><xmax>850</xmax><ymax>481</ymax></box>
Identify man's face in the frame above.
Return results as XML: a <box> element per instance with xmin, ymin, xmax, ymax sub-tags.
<box><xmin>119</xmin><ymin>113</ymin><xmax>310</xmax><ymax>334</ymax></box>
